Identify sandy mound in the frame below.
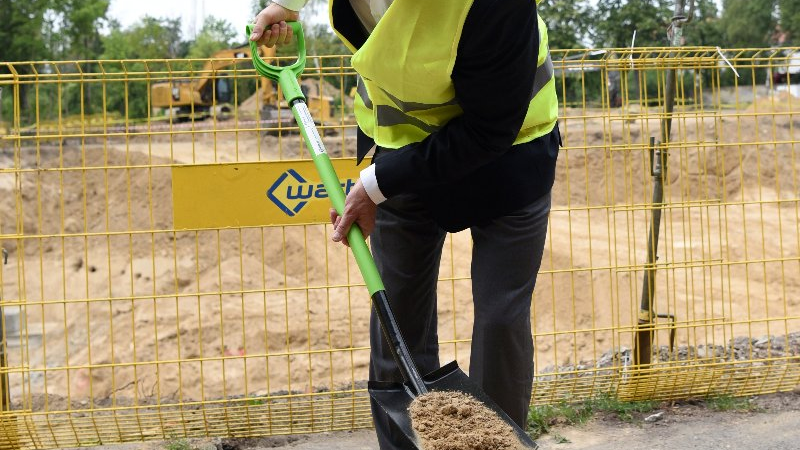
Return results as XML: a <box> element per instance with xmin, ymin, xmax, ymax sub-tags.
<box><xmin>410</xmin><ymin>391</ymin><xmax>525</xmax><ymax>450</ymax></box>
<box><xmin>1</xmin><ymin>90</ymin><xmax>798</xmax><ymax>406</ymax></box>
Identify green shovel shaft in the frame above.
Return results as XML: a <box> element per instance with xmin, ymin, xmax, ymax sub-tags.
<box><xmin>247</xmin><ymin>22</ymin><xmax>384</xmax><ymax>295</ymax></box>
<box><xmin>289</xmin><ymin>98</ymin><xmax>385</xmax><ymax>295</ymax></box>
<box><xmin>248</xmin><ymin>21</ymin><xmax>432</xmax><ymax>395</ymax></box>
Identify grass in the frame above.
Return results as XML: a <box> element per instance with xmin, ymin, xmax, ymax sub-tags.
<box><xmin>527</xmin><ymin>394</ymin><xmax>660</xmax><ymax>439</ymax></box>
<box><xmin>551</xmin><ymin>432</ymin><xmax>571</xmax><ymax>444</ymax></box>
<box><xmin>528</xmin><ymin>393</ymin><xmax>763</xmax><ymax>442</ymax></box>
<box><xmin>704</xmin><ymin>395</ymin><xmax>761</xmax><ymax>412</ymax></box>
<box><xmin>247</xmin><ymin>398</ymin><xmax>266</xmax><ymax>406</ymax></box>
<box><xmin>164</xmin><ymin>437</ymin><xmax>192</xmax><ymax>450</ymax></box>
<box><xmin>527</xmin><ymin>401</ymin><xmax>594</xmax><ymax>439</ymax></box>
<box><xmin>589</xmin><ymin>395</ymin><xmax>659</xmax><ymax>422</ymax></box>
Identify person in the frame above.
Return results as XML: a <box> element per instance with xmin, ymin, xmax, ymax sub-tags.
<box><xmin>250</xmin><ymin>1</ymin><xmax>560</xmax><ymax>448</ymax></box>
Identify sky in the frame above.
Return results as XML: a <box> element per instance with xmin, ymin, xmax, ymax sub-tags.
<box><xmin>107</xmin><ymin>0</ymin><xmax>724</xmax><ymax>41</ymax></box>
<box><xmin>107</xmin><ymin>0</ymin><xmax>328</xmax><ymax>39</ymax></box>
<box><xmin>108</xmin><ymin>0</ymin><xmax>256</xmax><ymax>38</ymax></box>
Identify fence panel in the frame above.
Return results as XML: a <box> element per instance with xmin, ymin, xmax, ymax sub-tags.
<box><xmin>0</xmin><ymin>47</ymin><xmax>798</xmax><ymax>449</ymax></box>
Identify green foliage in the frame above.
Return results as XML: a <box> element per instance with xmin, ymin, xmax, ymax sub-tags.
<box><xmin>304</xmin><ymin>23</ymin><xmax>348</xmax><ymax>56</ymax></box>
<box><xmin>0</xmin><ymin>1</ymin><xmax>790</xmax><ymax>125</ymax></box>
<box><xmin>556</xmin><ymin>70</ymin><xmax>604</xmax><ymax>107</ymax></box>
<box><xmin>527</xmin><ymin>400</ymin><xmax>594</xmax><ymax>439</ymax></box>
<box><xmin>683</xmin><ymin>0</ymin><xmax>725</xmax><ymax>46</ymax></box>
<box><xmin>705</xmin><ymin>395</ymin><xmax>761</xmax><ymax>412</ymax></box>
<box><xmin>593</xmin><ymin>0</ymin><xmax>672</xmax><ymax>48</ymax></box>
<box><xmin>778</xmin><ymin>0</ymin><xmax>800</xmax><ymax>45</ymax></box>
<box><xmin>589</xmin><ymin>394</ymin><xmax>659</xmax><ymax>421</ymax></box>
<box><xmin>43</xmin><ymin>0</ymin><xmax>110</xmax><ymax>60</ymax></box>
<box><xmin>527</xmin><ymin>394</ymin><xmax>659</xmax><ymax>439</ymax></box>
<box><xmin>246</xmin><ymin>397</ymin><xmax>265</xmax><ymax>406</ymax></box>
<box><xmin>552</xmin><ymin>433</ymin><xmax>571</xmax><ymax>444</ymax></box>
<box><xmin>720</xmin><ymin>0</ymin><xmax>777</xmax><ymax>47</ymax></box>
<box><xmin>0</xmin><ymin>0</ymin><xmax>52</xmax><ymax>64</ymax></box>
<box><xmin>539</xmin><ymin>0</ymin><xmax>593</xmax><ymax>49</ymax></box>
<box><xmin>188</xmin><ymin>16</ymin><xmax>238</xmax><ymax>59</ymax></box>
<box><xmin>98</xmin><ymin>16</ymin><xmax>188</xmax><ymax>120</ymax></box>
<box><xmin>0</xmin><ymin>87</ymin><xmax>11</xmax><ymax>132</ymax></box>
<box><xmin>627</xmin><ymin>69</ymin><xmax>672</xmax><ymax>106</ymax></box>
<box><xmin>164</xmin><ymin>437</ymin><xmax>192</xmax><ymax>450</ymax></box>
<box><xmin>41</xmin><ymin>1</ymin><xmax>110</xmax><ymax>115</ymax></box>
<box><xmin>101</xmin><ymin>16</ymin><xmax>185</xmax><ymax>59</ymax></box>
<box><xmin>0</xmin><ymin>0</ymin><xmax>108</xmax><ymax>120</ymax></box>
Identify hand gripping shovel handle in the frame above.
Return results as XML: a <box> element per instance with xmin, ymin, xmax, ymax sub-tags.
<box><xmin>247</xmin><ymin>23</ymin><xmax>428</xmax><ymax>395</ymax></box>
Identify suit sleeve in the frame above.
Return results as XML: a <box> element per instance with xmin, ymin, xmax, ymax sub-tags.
<box><xmin>367</xmin><ymin>0</ymin><xmax>540</xmax><ymax>200</ymax></box>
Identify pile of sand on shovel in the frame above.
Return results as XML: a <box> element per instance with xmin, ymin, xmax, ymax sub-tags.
<box><xmin>409</xmin><ymin>391</ymin><xmax>527</xmax><ymax>450</ymax></box>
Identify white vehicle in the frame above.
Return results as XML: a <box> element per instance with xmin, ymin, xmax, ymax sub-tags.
<box><xmin>772</xmin><ymin>51</ymin><xmax>800</xmax><ymax>97</ymax></box>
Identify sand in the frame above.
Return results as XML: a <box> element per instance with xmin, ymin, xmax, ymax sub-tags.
<box><xmin>0</xmin><ymin>89</ymin><xmax>798</xmax><ymax>406</ymax></box>
<box><xmin>409</xmin><ymin>391</ymin><xmax>525</xmax><ymax>450</ymax></box>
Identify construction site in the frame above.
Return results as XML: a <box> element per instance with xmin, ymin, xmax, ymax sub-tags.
<box><xmin>1</xmin><ymin>3</ymin><xmax>800</xmax><ymax>449</ymax></box>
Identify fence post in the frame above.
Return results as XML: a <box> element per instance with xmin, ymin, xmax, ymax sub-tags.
<box><xmin>633</xmin><ymin>0</ymin><xmax>694</xmax><ymax>367</ymax></box>
<box><xmin>0</xmin><ymin>248</ymin><xmax>7</xmax><ymax>413</ymax></box>
<box><xmin>0</xmin><ymin>66</ymin><xmax>21</xmax><ymax>450</ymax></box>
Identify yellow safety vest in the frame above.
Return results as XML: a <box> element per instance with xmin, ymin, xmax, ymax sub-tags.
<box><xmin>331</xmin><ymin>0</ymin><xmax>558</xmax><ymax>149</ymax></box>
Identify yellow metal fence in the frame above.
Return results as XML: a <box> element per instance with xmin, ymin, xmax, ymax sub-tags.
<box><xmin>0</xmin><ymin>47</ymin><xmax>798</xmax><ymax>448</ymax></box>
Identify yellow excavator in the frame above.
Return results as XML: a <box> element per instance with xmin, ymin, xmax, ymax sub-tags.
<box><xmin>151</xmin><ymin>44</ymin><xmax>334</xmax><ymax>125</ymax></box>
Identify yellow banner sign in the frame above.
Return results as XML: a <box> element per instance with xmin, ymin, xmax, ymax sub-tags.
<box><xmin>172</xmin><ymin>159</ymin><xmax>361</xmax><ymax>229</ymax></box>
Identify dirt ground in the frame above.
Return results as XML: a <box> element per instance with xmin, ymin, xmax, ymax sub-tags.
<box><xmin>0</xmin><ymin>90</ymin><xmax>799</xmax><ymax>407</ymax></box>
<box><xmin>89</xmin><ymin>390</ymin><xmax>800</xmax><ymax>450</ymax></box>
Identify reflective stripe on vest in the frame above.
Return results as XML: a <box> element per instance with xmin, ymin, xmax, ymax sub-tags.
<box><xmin>356</xmin><ymin>53</ymin><xmax>554</xmax><ymax>137</ymax></box>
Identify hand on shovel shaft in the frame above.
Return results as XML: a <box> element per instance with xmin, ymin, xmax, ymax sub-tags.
<box><xmin>330</xmin><ymin>178</ymin><xmax>377</xmax><ymax>247</ymax></box>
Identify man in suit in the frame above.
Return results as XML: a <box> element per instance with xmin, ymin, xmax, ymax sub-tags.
<box><xmin>250</xmin><ymin>1</ymin><xmax>560</xmax><ymax>448</ymax></box>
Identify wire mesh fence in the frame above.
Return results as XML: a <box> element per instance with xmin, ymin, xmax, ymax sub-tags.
<box><xmin>0</xmin><ymin>47</ymin><xmax>798</xmax><ymax>449</ymax></box>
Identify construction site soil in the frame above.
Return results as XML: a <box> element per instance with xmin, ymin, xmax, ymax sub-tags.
<box><xmin>0</xmin><ymin>94</ymin><xmax>798</xmax><ymax>408</ymax></box>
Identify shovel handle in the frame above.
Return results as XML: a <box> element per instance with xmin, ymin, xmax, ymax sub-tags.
<box><xmin>247</xmin><ymin>22</ymin><xmax>385</xmax><ymax>296</ymax></box>
<box><xmin>248</xmin><ymin>23</ymin><xmax>429</xmax><ymax>395</ymax></box>
<box><xmin>246</xmin><ymin>22</ymin><xmax>306</xmax><ymax>104</ymax></box>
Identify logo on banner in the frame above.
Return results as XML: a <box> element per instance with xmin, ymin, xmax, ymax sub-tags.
<box><xmin>267</xmin><ymin>169</ymin><xmax>357</xmax><ymax>217</ymax></box>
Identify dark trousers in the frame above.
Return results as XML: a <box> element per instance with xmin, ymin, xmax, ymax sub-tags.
<box><xmin>368</xmin><ymin>191</ymin><xmax>552</xmax><ymax>450</ymax></box>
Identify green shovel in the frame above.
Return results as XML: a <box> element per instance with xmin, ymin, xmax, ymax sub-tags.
<box><xmin>247</xmin><ymin>22</ymin><xmax>537</xmax><ymax>449</ymax></box>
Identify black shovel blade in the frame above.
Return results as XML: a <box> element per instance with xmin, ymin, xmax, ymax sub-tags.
<box><xmin>368</xmin><ymin>361</ymin><xmax>538</xmax><ymax>449</ymax></box>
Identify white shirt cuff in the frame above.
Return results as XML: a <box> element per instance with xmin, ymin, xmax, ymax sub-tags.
<box><xmin>360</xmin><ymin>164</ymin><xmax>387</xmax><ymax>205</ymax></box>
<box><xmin>271</xmin><ymin>0</ymin><xmax>307</xmax><ymax>12</ymax></box>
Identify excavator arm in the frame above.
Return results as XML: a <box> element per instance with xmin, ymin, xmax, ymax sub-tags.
<box><xmin>151</xmin><ymin>44</ymin><xmax>278</xmax><ymax>118</ymax></box>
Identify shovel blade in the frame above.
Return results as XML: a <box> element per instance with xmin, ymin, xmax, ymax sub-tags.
<box><xmin>368</xmin><ymin>361</ymin><xmax>538</xmax><ymax>449</ymax></box>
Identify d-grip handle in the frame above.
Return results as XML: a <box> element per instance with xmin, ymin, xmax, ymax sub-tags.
<box><xmin>246</xmin><ymin>22</ymin><xmax>306</xmax><ymax>103</ymax></box>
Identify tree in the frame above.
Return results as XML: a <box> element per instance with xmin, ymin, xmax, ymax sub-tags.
<box><xmin>719</xmin><ymin>0</ymin><xmax>776</xmax><ymax>48</ymax></box>
<box><xmin>188</xmin><ymin>16</ymin><xmax>238</xmax><ymax>58</ymax></box>
<box><xmin>682</xmin><ymin>0</ymin><xmax>725</xmax><ymax>47</ymax></box>
<box><xmin>43</xmin><ymin>0</ymin><xmax>109</xmax><ymax>60</ymax></box>
<box><xmin>43</xmin><ymin>0</ymin><xmax>110</xmax><ymax>115</ymax></box>
<box><xmin>0</xmin><ymin>1</ymin><xmax>54</xmax><ymax>123</ymax></box>
<box><xmin>592</xmin><ymin>0</ymin><xmax>673</xmax><ymax>48</ymax></box>
<box><xmin>101</xmin><ymin>16</ymin><xmax>185</xmax><ymax>59</ymax></box>
<box><xmin>778</xmin><ymin>0</ymin><xmax>800</xmax><ymax>44</ymax></box>
<box><xmin>538</xmin><ymin>0</ymin><xmax>593</xmax><ymax>49</ymax></box>
<box><xmin>0</xmin><ymin>1</ymin><xmax>51</xmax><ymax>63</ymax></box>
<box><xmin>100</xmin><ymin>17</ymin><xmax>187</xmax><ymax>120</ymax></box>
